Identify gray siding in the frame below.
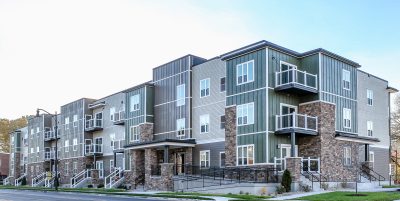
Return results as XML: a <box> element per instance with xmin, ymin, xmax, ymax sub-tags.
<box><xmin>357</xmin><ymin>70</ymin><xmax>390</xmax><ymax>147</ymax></box>
<box><xmin>192</xmin><ymin>58</ymin><xmax>226</xmax><ymax>143</ymax></box>
<box><xmin>27</xmin><ymin>114</ymin><xmax>51</xmax><ymax>163</ymax></box>
<box><xmin>359</xmin><ymin>146</ymin><xmax>390</xmax><ymax>180</ymax></box>
<box><xmin>193</xmin><ymin>141</ymin><xmax>225</xmax><ymax>167</ymax></box>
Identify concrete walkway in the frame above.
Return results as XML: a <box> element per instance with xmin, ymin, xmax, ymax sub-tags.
<box><xmin>267</xmin><ymin>191</ymin><xmax>332</xmax><ymax>200</ymax></box>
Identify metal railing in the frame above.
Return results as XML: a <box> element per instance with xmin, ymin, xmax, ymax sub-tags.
<box><xmin>275</xmin><ymin>113</ymin><xmax>318</xmax><ymax>132</ymax></box>
<box><xmin>44</xmin><ymin>172</ymin><xmax>60</xmax><ymax>188</ymax></box>
<box><xmin>112</xmin><ymin>140</ymin><xmax>125</xmax><ymax>150</ymax></box>
<box><xmin>85</xmin><ymin>144</ymin><xmax>103</xmax><ymax>155</ymax></box>
<box><xmin>32</xmin><ymin>172</ymin><xmax>46</xmax><ymax>187</ymax></box>
<box><xmin>71</xmin><ymin>169</ymin><xmax>91</xmax><ymax>188</ymax></box>
<box><xmin>105</xmin><ymin>168</ymin><xmax>124</xmax><ymax>189</ymax></box>
<box><xmin>300</xmin><ymin>162</ymin><xmax>328</xmax><ymax>190</ymax></box>
<box><xmin>360</xmin><ymin>164</ymin><xmax>385</xmax><ymax>185</ymax></box>
<box><xmin>3</xmin><ymin>176</ymin><xmax>11</xmax><ymax>185</ymax></box>
<box><xmin>275</xmin><ymin>68</ymin><xmax>318</xmax><ymax>90</ymax></box>
<box><xmin>114</xmin><ymin>111</ymin><xmax>125</xmax><ymax>122</ymax></box>
<box><xmin>85</xmin><ymin>118</ymin><xmax>103</xmax><ymax>130</ymax></box>
<box><xmin>15</xmin><ymin>174</ymin><xmax>26</xmax><ymax>186</ymax></box>
<box><xmin>44</xmin><ymin>130</ymin><xmax>55</xmax><ymax>140</ymax></box>
<box><xmin>274</xmin><ymin>157</ymin><xmax>287</xmax><ymax>172</ymax></box>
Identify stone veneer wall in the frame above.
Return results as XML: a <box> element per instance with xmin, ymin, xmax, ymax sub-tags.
<box><xmin>27</xmin><ymin>162</ymin><xmax>45</xmax><ymax>185</ymax></box>
<box><xmin>298</xmin><ymin>101</ymin><xmax>360</xmax><ymax>181</ymax></box>
<box><xmin>139</xmin><ymin>123</ymin><xmax>154</xmax><ymax>142</ymax></box>
<box><xmin>58</xmin><ymin>157</ymin><xmax>93</xmax><ymax>185</ymax></box>
<box><xmin>12</xmin><ymin>153</ymin><xmax>21</xmax><ymax>178</ymax></box>
<box><xmin>124</xmin><ymin>149</ymin><xmax>145</xmax><ymax>188</ymax></box>
<box><xmin>225</xmin><ymin>106</ymin><xmax>237</xmax><ymax>167</ymax></box>
<box><xmin>144</xmin><ymin>148</ymin><xmax>158</xmax><ymax>190</ymax></box>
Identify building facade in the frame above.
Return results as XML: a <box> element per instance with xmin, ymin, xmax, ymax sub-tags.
<box><xmin>6</xmin><ymin>40</ymin><xmax>397</xmax><ymax>191</ymax></box>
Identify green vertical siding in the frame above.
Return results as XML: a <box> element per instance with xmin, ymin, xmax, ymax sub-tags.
<box><xmin>268</xmin><ymin>133</ymin><xmax>291</xmax><ymax>163</ymax></box>
<box><xmin>268</xmin><ymin>49</ymin><xmax>299</xmax><ymax>88</ymax></box>
<box><xmin>237</xmin><ymin>133</ymin><xmax>266</xmax><ymax>163</ymax></box>
<box><xmin>268</xmin><ymin>90</ymin><xmax>300</xmax><ymax>132</ymax></box>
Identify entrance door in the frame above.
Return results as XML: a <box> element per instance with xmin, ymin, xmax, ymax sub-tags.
<box><xmin>175</xmin><ymin>153</ymin><xmax>185</xmax><ymax>175</ymax></box>
<box><xmin>280</xmin><ymin>62</ymin><xmax>297</xmax><ymax>83</ymax></box>
<box><xmin>85</xmin><ymin>139</ymin><xmax>92</xmax><ymax>154</ymax></box>
<box><xmin>281</xmin><ymin>144</ymin><xmax>298</xmax><ymax>158</ymax></box>
<box><xmin>96</xmin><ymin>161</ymin><xmax>104</xmax><ymax>178</ymax></box>
<box><xmin>281</xmin><ymin>104</ymin><xmax>297</xmax><ymax>128</ymax></box>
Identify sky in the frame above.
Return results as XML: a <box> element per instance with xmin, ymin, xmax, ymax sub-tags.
<box><xmin>0</xmin><ymin>0</ymin><xmax>399</xmax><ymax>119</ymax></box>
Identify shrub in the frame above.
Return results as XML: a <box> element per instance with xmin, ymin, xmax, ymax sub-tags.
<box><xmin>275</xmin><ymin>185</ymin><xmax>286</xmax><ymax>194</ymax></box>
<box><xmin>281</xmin><ymin>169</ymin><xmax>292</xmax><ymax>192</ymax></box>
<box><xmin>87</xmin><ymin>184</ymin><xmax>93</xmax><ymax>188</ymax></box>
<box><xmin>21</xmin><ymin>177</ymin><xmax>27</xmax><ymax>186</ymax></box>
<box><xmin>97</xmin><ymin>183</ymin><xmax>104</xmax><ymax>188</ymax></box>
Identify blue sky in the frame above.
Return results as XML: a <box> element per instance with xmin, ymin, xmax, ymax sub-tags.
<box><xmin>0</xmin><ymin>0</ymin><xmax>399</xmax><ymax>119</ymax></box>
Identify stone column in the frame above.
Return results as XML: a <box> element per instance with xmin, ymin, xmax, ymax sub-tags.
<box><xmin>286</xmin><ymin>157</ymin><xmax>302</xmax><ymax>182</ymax></box>
<box><xmin>144</xmin><ymin>148</ymin><xmax>157</xmax><ymax>189</ymax></box>
<box><xmin>90</xmin><ymin>169</ymin><xmax>100</xmax><ymax>186</ymax></box>
<box><xmin>131</xmin><ymin>150</ymin><xmax>145</xmax><ymax>187</ymax></box>
<box><xmin>160</xmin><ymin>163</ymin><xmax>174</xmax><ymax>191</ymax></box>
<box><xmin>225</xmin><ymin>106</ymin><xmax>237</xmax><ymax>167</ymax></box>
<box><xmin>139</xmin><ymin>123</ymin><xmax>154</xmax><ymax>142</ymax></box>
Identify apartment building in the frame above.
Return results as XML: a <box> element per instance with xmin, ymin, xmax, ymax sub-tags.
<box><xmin>6</xmin><ymin>40</ymin><xmax>397</xmax><ymax>192</ymax></box>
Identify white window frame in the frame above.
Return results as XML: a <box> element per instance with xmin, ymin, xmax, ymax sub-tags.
<box><xmin>237</xmin><ymin>144</ymin><xmax>255</xmax><ymax>166</ymax></box>
<box><xmin>130</xmin><ymin>94</ymin><xmax>140</xmax><ymax>112</ymax></box>
<box><xmin>31</xmin><ymin>148</ymin><xmax>34</xmax><ymax>154</ymax></box>
<box><xmin>96</xmin><ymin>160</ymin><xmax>104</xmax><ymax>179</ymax></box>
<box><xmin>110</xmin><ymin>133</ymin><xmax>116</xmax><ymax>148</ymax></box>
<box><xmin>73</xmin><ymin>162</ymin><xmax>78</xmax><ymax>174</ymax></box>
<box><xmin>65</xmin><ymin>117</ymin><xmax>70</xmax><ymax>130</ymax></box>
<box><xmin>65</xmin><ymin>162</ymin><xmax>69</xmax><ymax>175</ymax></box>
<box><xmin>342</xmin><ymin>69</ymin><xmax>351</xmax><ymax>90</ymax></box>
<box><xmin>200</xmin><ymin>114</ymin><xmax>210</xmax><ymax>134</ymax></box>
<box><xmin>220</xmin><ymin>77</ymin><xmax>226</xmax><ymax>92</ymax></box>
<box><xmin>369</xmin><ymin>151</ymin><xmax>374</xmax><ymax>164</ymax></box>
<box><xmin>220</xmin><ymin>115</ymin><xmax>226</xmax><ymax>129</ymax></box>
<box><xmin>73</xmin><ymin>138</ymin><xmax>78</xmax><ymax>151</ymax></box>
<box><xmin>367</xmin><ymin>121</ymin><xmax>373</xmax><ymax>137</ymax></box>
<box><xmin>200</xmin><ymin>150</ymin><xmax>210</xmax><ymax>168</ymax></box>
<box><xmin>343</xmin><ymin>108</ymin><xmax>352</xmax><ymax>129</ymax></box>
<box><xmin>110</xmin><ymin>107</ymin><xmax>115</xmax><ymax>121</ymax></box>
<box><xmin>343</xmin><ymin>147</ymin><xmax>351</xmax><ymax>166</ymax></box>
<box><xmin>36</xmin><ymin>146</ymin><xmax>39</xmax><ymax>153</ymax></box>
<box><xmin>36</xmin><ymin>127</ymin><xmax>40</xmax><ymax>133</ymax></box>
<box><xmin>237</xmin><ymin>102</ymin><xmax>255</xmax><ymax>126</ymax></box>
<box><xmin>110</xmin><ymin>160</ymin><xmax>114</xmax><ymax>171</ymax></box>
<box><xmin>130</xmin><ymin>126</ymin><xmax>139</xmax><ymax>143</ymax></box>
<box><xmin>73</xmin><ymin>115</ymin><xmax>78</xmax><ymax>127</ymax></box>
<box><xmin>367</xmin><ymin>90</ymin><xmax>373</xmax><ymax>106</ymax></box>
<box><xmin>176</xmin><ymin>118</ymin><xmax>186</xmax><ymax>137</ymax></box>
<box><xmin>176</xmin><ymin>84</ymin><xmax>186</xmax><ymax>106</ymax></box>
<box><xmin>31</xmin><ymin>129</ymin><xmax>34</xmax><ymax>135</ymax></box>
<box><xmin>220</xmin><ymin>152</ymin><xmax>226</xmax><ymax>168</ymax></box>
<box><xmin>236</xmin><ymin>60</ymin><xmax>254</xmax><ymax>85</ymax></box>
<box><xmin>65</xmin><ymin>140</ymin><xmax>69</xmax><ymax>153</ymax></box>
<box><xmin>200</xmin><ymin>78</ymin><xmax>210</xmax><ymax>98</ymax></box>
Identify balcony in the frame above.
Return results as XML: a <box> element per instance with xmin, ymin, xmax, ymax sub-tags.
<box><xmin>44</xmin><ymin>150</ymin><xmax>55</xmax><ymax>161</ymax></box>
<box><xmin>85</xmin><ymin>118</ymin><xmax>103</xmax><ymax>132</ymax></box>
<box><xmin>44</xmin><ymin>130</ymin><xmax>59</xmax><ymax>141</ymax></box>
<box><xmin>275</xmin><ymin>69</ymin><xmax>318</xmax><ymax>94</ymax></box>
<box><xmin>113</xmin><ymin>111</ymin><xmax>125</xmax><ymax>125</ymax></box>
<box><xmin>275</xmin><ymin>113</ymin><xmax>318</xmax><ymax>135</ymax></box>
<box><xmin>112</xmin><ymin>140</ymin><xmax>125</xmax><ymax>151</ymax></box>
<box><xmin>85</xmin><ymin>143</ymin><xmax>103</xmax><ymax>156</ymax></box>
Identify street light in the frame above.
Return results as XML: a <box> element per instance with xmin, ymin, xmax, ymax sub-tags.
<box><xmin>36</xmin><ymin>108</ymin><xmax>59</xmax><ymax>191</ymax></box>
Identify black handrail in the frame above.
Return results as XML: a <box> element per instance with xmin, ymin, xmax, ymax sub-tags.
<box><xmin>360</xmin><ymin>164</ymin><xmax>385</xmax><ymax>185</ymax></box>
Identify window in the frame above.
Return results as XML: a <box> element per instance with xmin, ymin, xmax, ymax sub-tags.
<box><xmin>220</xmin><ymin>77</ymin><xmax>226</xmax><ymax>92</ymax></box>
<box><xmin>220</xmin><ymin>115</ymin><xmax>226</xmax><ymax>129</ymax></box>
<box><xmin>110</xmin><ymin>107</ymin><xmax>115</xmax><ymax>121</ymax></box>
<box><xmin>176</xmin><ymin>84</ymin><xmax>185</xmax><ymax>106</ymax></box>
<box><xmin>11</xmin><ymin>136</ymin><xmax>14</xmax><ymax>143</ymax></box>
<box><xmin>110</xmin><ymin>160</ymin><xmax>114</xmax><ymax>171</ymax></box>
<box><xmin>176</xmin><ymin>118</ymin><xmax>186</xmax><ymax>137</ymax></box>
<box><xmin>220</xmin><ymin>152</ymin><xmax>226</xmax><ymax>168</ymax></box>
<box><xmin>65</xmin><ymin>140</ymin><xmax>69</xmax><ymax>152</ymax></box>
<box><xmin>342</xmin><ymin>69</ymin><xmax>351</xmax><ymax>90</ymax></box>
<box><xmin>369</xmin><ymin>151</ymin><xmax>374</xmax><ymax>163</ymax></box>
<box><xmin>110</xmin><ymin>133</ymin><xmax>115</xmax><ymax>148</ymax></box>
<box><xmin>65</xmin><ymin>117</ymin><xmax>70</xmax><ymax>130</ymax></box>
<box><xmin>31</xmin><ymin>129</ymin><xmax>34</xmax><ymax>135</ymax></box>
<box><xmin>238</xmin><ymin>145</ymin><xmax>254</xmax><ymax>166</ymax></box>
<box><xmin>130</xmin><ymin>94</ymin><xmax>140</xmax><ymax>111</ymax></box>
<box><xmin>237</xmin><ymin>103</ymin><xmax>254</xmax><ymax>126</ymax></box>
<box><xmin>73</xmin><ymin>138</ymin><xmax>78</xmax><ymax>151</ymax></box>
<box><xmin>200</xmin><ymin>114</ymin><xmax>209</xmax><ymax>133</ymax></box>
<box><xmin>36</xmin><ymin>127</ymin><xmax>40</xmax><ymax>133</ymax></box>
<box><xmin>65</xmin><ymin>163</ymin><xmax>69</xmax><ymax>175</ymax></box>
<box><xmin>343</xmin><ymin>108</ymin><xmax>352</xmax><ymax>128</ymax></box>
<box><xmin>73</xmin><ymin>162</ymin><xmax>78</xmax><ymax>174</ymax></box>
<box><xmin>367</xmin><ymin>90</ymin><xmax>373</xmax><ymax>106</ymax></box>
<box><xmin>73</xmin><ymin>115</ymin><xmax>78</xmax><ymax>127</ymax></box>
<box><xmin>200</xmin><ymin>150</ymin><xmax>210</xmax><ymax>168</ymax></box>
<box><xmin>200</xmin><ymin>78</ymin><xmax>210</xmax><ymax>97</ymax></box>
<box><xmin>343</xmin><ymin>147</ymin><xmax>351</xmax><ymax>166</ymax></box>
<box><xmin>367</xmin><ymin>121</ymin><xmax>373</xmax><ymax>136</ymax></box>
<box><xmin>31</xmin><ymin>148</ymin><xmax>34</xmax><ymax>154</ymax></box>
<box><xmin>237</xmin><ymin>60</ymin><xmax>254</xmax><ymax>85</ymax></box>
<box><xmin>130</xmin><ymin>126</ymin><xmax>139</xmax><ymax>142</ymax></box>
<box><xmin>36</xmin><ymin>146</ymin><xmax>39</xmax><ymax>153</ymax></box>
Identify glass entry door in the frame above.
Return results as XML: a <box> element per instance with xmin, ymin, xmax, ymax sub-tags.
<box><xmin>281</xmin><ymin>104</ymin><xmax>297</xmax><ymax>128</ymax></box>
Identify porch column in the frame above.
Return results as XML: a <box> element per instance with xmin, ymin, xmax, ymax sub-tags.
<box><xmin>164</xmin><ymin>145</ymin><xmax>169</xmax><ymax>163</ymax></box>
<box><xmin>364</xmin><ymin>144</ymin><xmax>370</xmax><ymax>161</ymax></box>
<box><xmin>291</xmin><ymin>132</ymin><xmax>296</xmax><ymax>157</ymax></box>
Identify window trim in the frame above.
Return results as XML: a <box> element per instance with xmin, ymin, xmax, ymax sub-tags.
<box><xmin>237</xmin><ymin>102</ymin><xmax>255</xmax><ymax>126</ymax></box>
<box><xmin>176</xmin><ymin>118</ymin><xmax>186</xmax><ymax>137</ymax></box>
<box><xmin>73</xmin><ymin>138</ymin><xmax>78</xmax><ymax>151</ymax></box>
<box><xmin>220</xmin><ymin>77</ymin><xmax>226</xmax><ymax>92</ymax></box>
<box><xmin>343</xmin><ymin>108</ymin><xmax>352</xmax><ymax>129</ymax></box>
<box><xmin>237</xmin><ymin>144</ymin><xmax>255</xmax><ymax>166</ymax></box>
<box><xmin>176</xmin><ymin>84</ymin><xmax>186</xmax><ymax>106</ymax></box>
<box><xmin>367</xmin><ymin>89</ymin><xmax>373</xmax><ymax>106</ymax></box>
<box><xmin>200</xmin><ymin>78</ymin><xmax>211</xmax><ymax>98</ymax></box>
<box><xmin>343</xmin><ymin>146</ymin><xmax>352</xmax><ymax>166</ymax></box>
<box><xmin>342</xmin><ymin>69</ymin><xmax>351</xmax><ymax>90</ymax></box>
<box><xmin>220</xmin><ymin>115</ymin><xmax>226</xmax><ymax>129</ymax></box>
<box><xmin>236</xmin><ymin>60</ymin><xmax>255</xmax><ymax>85</ymax></box>
<box><xmin>65</xmin><ymin>140</ymin><xmax>69</xmax><ymax>153</ymax></box>
<box><xmin>367</xmin><ymin>121</ymin><xmax>373</xmax><ymax>137</ymax></box>
<box><xmin>200</xmin><ymin>150</ymin><xmax>210</xmax><ymax>168</ymax></box>
<box><xmin>220</xmin><ymin>152</ymin><xmax>226</xmax><ymax>168</ymax></box>
<box><xmin>130</xmin><ymin>94</ymin><xmax>140</xmax><ymax>112</ymax></box>
<box><xmin>73</xmin><ymin>115</ymin><xmax>78</xmax><ymax>127</ymax></box>
<box><xmin>110</xmin><ymin>107</ymin><xmax>116</xmax><ymax>121</ymax></box>
<box><xmin>369</xmin><ymin>151</ymin><xmax>374</xmax><ymax>164</ymax></box>
<box><xmin>200</xmin><ymin>114</ymin><xmax>210</xmax><ymax>134</ymax></box>
<box><xmin>129</xmin><ymin>126</ymin><xmax>140</xmax><ymax>143</ymax></box>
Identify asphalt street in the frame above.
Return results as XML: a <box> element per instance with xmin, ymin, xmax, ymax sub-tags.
<box><xmin>0</xmin><ymin>190</ymin><xmax>167</xmax><ymax>201</ymax></box>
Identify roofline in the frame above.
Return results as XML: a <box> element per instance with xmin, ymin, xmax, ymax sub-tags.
<box><xmin>152</xmin><ymin>54</ymin><xmax>208</xmax><ymax>71</ymax></box>
<box><xmin>357</xmin><ymin>69</ymin><xmax>388</xmax><ymax>83</ymax></box>
<box><xmin>387</xmin><ymin>86</ymin><xmax>399</xmax><ymax>93</ymax></box>
<box><xmin>122</xmin><ymin>81</ymin><xmax>154</xmax><ymax>93</ymax></box>
<box><xmin>220</xmin><ymin>40</ymin><xmax>361</xmax><ymax>67</ymax></box>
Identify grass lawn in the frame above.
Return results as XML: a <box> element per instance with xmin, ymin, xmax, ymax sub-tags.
<box><xmin>296</xmin><ymin>191</ymin><xmax>400</xmax><ymax>201</ymax></box>
<box><xmin>158</xmin><ymin>192</ymin><xmax>272</xmax><ymax>200</ymax></box>
<box><xmin>382</xmin><ymin>185</ymin><xmax>400</xmax><ymax>188</ymax></box>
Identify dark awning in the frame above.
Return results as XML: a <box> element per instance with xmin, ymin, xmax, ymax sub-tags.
<box><xmin>124</xmin><ymin>139</ymin><xmax>196</xmax><ymax>150</ymax></box>
<box><xmin>335</xmin><ymin>132</ymin><xmax>380</xmax><ymax>144</ymax></box>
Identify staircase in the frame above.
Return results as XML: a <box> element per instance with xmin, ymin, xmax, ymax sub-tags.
<box><xmin>3</xmin><ymin>176</ymin><xmax>12</xmax><ymax>185</ymax></box>
<box><xmin>71</xmin><ymin>169</ymin><xmax>91</xmax><ymax>188</ymax></box>
<box><xmin>32</xmin><ymin>172</ymin><xmax>46</xmax><ymax>187</ymax></box>
<box><xmin>359</xmin><ymin>164</ymin><xmax>385</xmax><ymax>185</ymax></box>
<box><xmin>15</xmin><ymin>174</ymin><xmax>26</xmax><ymax>186</ymax></box>
<box><xmin>44</xmin><ymin>172</ymin><xmax>60</xmax><ymax>188</ymax></box>
<box><xmin>105</xmin><ymin>168</ymin><xmax>125</xmax><ymax>189</ymax></box>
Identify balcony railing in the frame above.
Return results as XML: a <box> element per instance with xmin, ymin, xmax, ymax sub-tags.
<box><xmin>44</xmin><ymin>131</ymin><xmax>55</xmax><ymax>141</ymax></box>
<box><xmin>112</xmin><ymin>140</ymin><xmax>125</xmax><ymax>150</ymax></box>
<box><xmin>275</xmin><ymin>69</ymin><xmax>318</xmax><ymax>92</ymax></box>
<box><xmin>85</xmin><ymin>144</ymin><xmax>103</xmax><ymax>155</ymax></box>
<box><xmin>113</xmin><ymin>111</ymin><xmax>125</xmax><ymax>125</ymax></box>
<box><xmin>85</xmin><ymin>118</ymin><xmax>103</xmax><ymax>132</ymax></box>
<box><xmin>275</xmin><ymin>113</ymin><xmax>318</xmax><ymax>132</ymax></box>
